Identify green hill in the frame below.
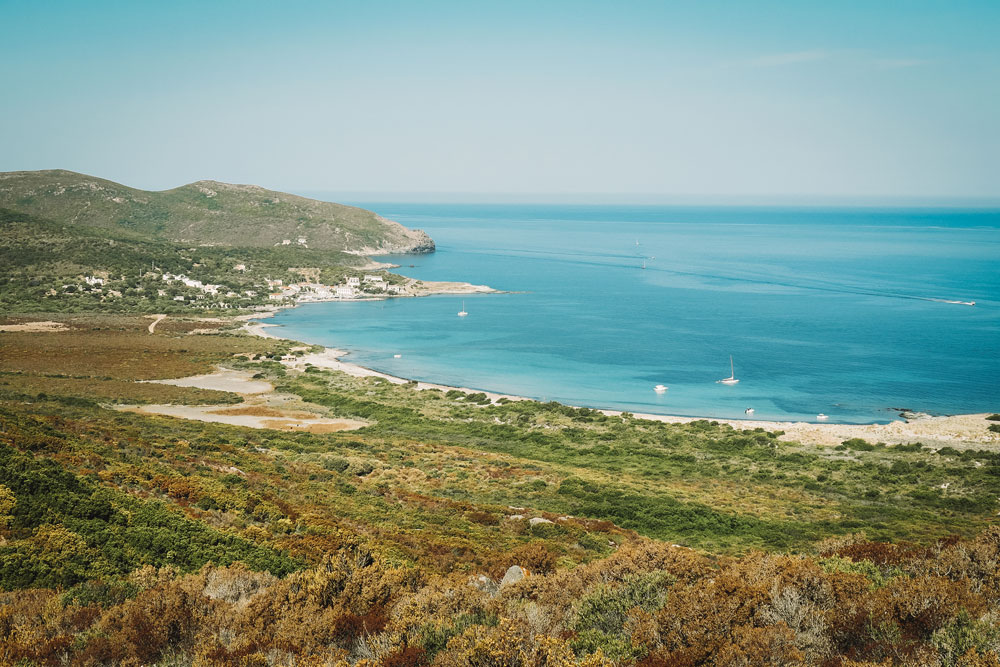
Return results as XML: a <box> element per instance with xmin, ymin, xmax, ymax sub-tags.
<box><xmin>0</xmin><ymin>207</ymin><xmax>380</xmax><ymax>313</ymax></box>
<box><xmin>0</xmin><ymin>169</ymin><xmax>434</xmax><ymax>254</ymax></box>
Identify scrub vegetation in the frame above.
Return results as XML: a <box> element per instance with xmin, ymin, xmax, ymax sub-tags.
<box><xmin>1</xmin><ymin>315</ymin><xmax>999</xmax><ymax>664</ymax></box>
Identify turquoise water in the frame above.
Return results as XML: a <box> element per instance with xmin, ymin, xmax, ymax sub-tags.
<box><xmin>271</xmin><ymin>204</ymin><xmax>1000</xmax><ymax>424</ymax></box>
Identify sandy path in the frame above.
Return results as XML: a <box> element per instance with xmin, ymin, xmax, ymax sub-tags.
<box><xmin>146</xmin><ymin>314</ymin><xmax>167</xmax><ymax>333</ymax></box>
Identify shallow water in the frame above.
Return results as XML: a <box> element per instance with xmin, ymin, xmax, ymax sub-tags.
<box><xmin>272</xmin><ymin>204</ymin><xmax>1000</xmax><ymax>424</ymax></box>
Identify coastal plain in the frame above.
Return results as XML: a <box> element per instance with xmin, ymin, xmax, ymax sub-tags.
<box><xmin>4</xmin><ymin>313</ymin><xmax>999</xmax><ymax>556</ymax></box>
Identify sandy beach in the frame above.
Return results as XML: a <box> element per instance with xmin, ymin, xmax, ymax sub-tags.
<box><xmin>241</xmin><ymin>314</ymin><xmax>1000</xmax><ymax>450</ymax></box>
<box><xmin>285</xmin><ymin>347</ymin><xmax>529</xmax><ymax>403</ymax></box>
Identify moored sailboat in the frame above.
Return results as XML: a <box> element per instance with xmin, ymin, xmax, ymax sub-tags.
<box><xmin>718</xmin><ymin>355</ymin><xmax>739</xmax><ymax>384</ymax></box>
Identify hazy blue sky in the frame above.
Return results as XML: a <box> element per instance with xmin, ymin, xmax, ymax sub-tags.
<box><xmin>2</xmin><ymin>0</ymin><xmax>998</xmax><ymax>201</ymax></box>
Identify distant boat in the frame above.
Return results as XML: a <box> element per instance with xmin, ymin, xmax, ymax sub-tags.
<box><xmin>817</xmin><ymin>413</ymin><xmax>829</xmax><ymax>420</ymax></box>
<box><xmin>641</xmin><ymin>260</ymin><xmax>646</xmax><ymax>270</ymax></box>
<box><xmin>393</xmin><ymin>354</ymin><xmax>402</xmax><ymax>358</ymax></box>
<box><xmin>457</xmin><ymin>300</ymin><xmax>468</xmax><ymax>317</ymax></box>
<box><xmin>654</xmin><ymin>384</ymin><xmax>668</xmax><ymax>393</ymax></box>
<box><xmin>718</xmin><ymin>355</ymin><xmax>739</xmax><ymax>384</ymax></box>
<box><xmin>745</xmin><ymin>407</ymin><xmax>754</xmax><ymax>415</ymax></box>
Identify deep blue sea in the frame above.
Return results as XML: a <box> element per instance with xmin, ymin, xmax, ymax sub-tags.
<box><xmin>271</xmin><ymin>204</ymin><xmax>1000</xmax><ymax>424</ymax></box>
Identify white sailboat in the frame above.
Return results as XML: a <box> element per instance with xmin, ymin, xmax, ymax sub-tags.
<box><xmin>654</xmin><ymin>384</ymin><xmax>668</xmax><ymax>393</ymax></box>
<box><xmin>457</xmin><ymin>300</ymin><xmax>468</xmax><ymax>317</ymax></box>
<box><xmin>718</xmin><ymin>355</ymin><xmax>739</xmax><ymax>384</ymax></box>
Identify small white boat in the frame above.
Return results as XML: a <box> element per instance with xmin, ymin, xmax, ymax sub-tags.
<box><xmin>641</xmin><ymin>260</ymin><xmax>646</xmax><ymax>270</ymax></box>
<box><xmin>745</xmin><ymin>408</ymin><xmax>754</xmax><ymax>415</ymax></box>
<box><xmin>393</xmin><ymin>354</ymin><xmax>402</xmax><ymax>358</ymax></box>
<box><xmin>817</xmin><ymin>413</ymin><xmax>829</xmax><ymax>420</ymax></box>
<box><xmin>457</xmin><ymin>300</ymin><xmax>468</xmax><ymax>317</ymax></box>
<box><xmin>718</xmin><ymin>355</ymin><xmax>739</xmax><ymax>384</ymax></box>
<box><xmin>654</xmin><ymin>384</ymin><xmax>668</xmax><ymax>393</ymax></box>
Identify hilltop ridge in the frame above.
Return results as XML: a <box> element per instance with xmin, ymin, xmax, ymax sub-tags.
<box><xmin>0</xmin><ymin>169</ymin><xmax>434</xmax><ymax>254</ymax></box>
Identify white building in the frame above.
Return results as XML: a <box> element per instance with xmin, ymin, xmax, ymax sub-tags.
<box><xmin>84</xmin><ymin>276</ymin><xmax>104</xmax><ymax>286</ymax></box>
<box><xmin>363</xmin><ymin>275</ymin><xmax>384</xmax><ymax>283</ymax></box>
<box><xmin>335</xmin><ymin>286</ymin><xmax>355</xmax><ymax>298</ymax></box>
<box><xmin>386</xmin><ymin>285</ymin><xmax>403</xmax><ymax>294</ymax></box>
<box><xmin>346</xmin><ymin>276</ymin><xmax>360</xmax><ymax>287</ymax></box>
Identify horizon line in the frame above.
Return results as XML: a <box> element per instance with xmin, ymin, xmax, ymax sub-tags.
<box><xmin>292</xmin><ymin>190</ymin><xmax>1000</xmax><ymax>209</ymax></box>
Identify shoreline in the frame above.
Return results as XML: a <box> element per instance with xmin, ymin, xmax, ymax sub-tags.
<box><xmin>240</xmin><ymin>313</ymin><xmax>1000</xmax><ymax>449</ymax></box>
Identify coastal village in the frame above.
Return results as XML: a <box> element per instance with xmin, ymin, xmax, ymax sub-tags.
<box><xmin>264</xmin><ymin>272</ymin><xmax>406</xmax><ymax>303</ymax></box>
<box><xmin>50</xmin><ymin>261</ymin><xmax>492</xmax><ymax>313</ymax></box>
<box><xmin>58</xmin><ymin>265</ymin><xmax>413</xmax><ymax>311</ymax></box>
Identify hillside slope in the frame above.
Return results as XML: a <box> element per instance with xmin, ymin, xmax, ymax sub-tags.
<box><xmin>0</xmin><ymin>207</ymin><xmax>379</xmax><ymax>313</ymax></box>
<box><xmin>0</xmin><ymin>169</ymin><xmax>434</xmax><ymax>254</ymax></box>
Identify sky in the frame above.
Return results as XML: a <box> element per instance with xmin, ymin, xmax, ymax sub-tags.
<box><xmin>1</xmin><ymin>0</ymin><xmax>999</xmax><ymax>202</ymax></box>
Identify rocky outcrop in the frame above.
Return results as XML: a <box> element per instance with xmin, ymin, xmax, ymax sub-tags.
<box><xmin>403</xmin><ymin>229</ymin><xmax>436</xmax><ymax>254</ymax></box>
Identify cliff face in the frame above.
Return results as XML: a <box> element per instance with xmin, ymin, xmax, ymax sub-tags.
<box><xmin>370</xmin><ymin>216</ymin><xmax>436</xmax><ymax>254</ymax></box>
<box><xmin>0</xmin><ymin>170</ymin><xmax>435</xmax><ymax>255</ymax></box>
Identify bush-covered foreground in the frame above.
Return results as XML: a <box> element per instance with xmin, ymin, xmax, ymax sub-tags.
<box><xmin>2</xmin><ymin>315</ymin><xmax>1000</xmax><ymax>665</ymax></box>
<box><xmin>4</xmin><ymin>531</ymin><xmax>1000</xmax><ymax>666</ymax></box>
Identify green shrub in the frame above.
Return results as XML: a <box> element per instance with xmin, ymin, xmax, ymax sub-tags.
<box><xmin>573</xmin><ymin>570</ymin><xmax>674</xmax><ymax>635</ymax></box>
<box><xmin>322</xmin><ymin>456</ymin><xmax>350</xmax><ymax>473</ymax></box>
<box><xmin>842</xmin><ymin>438</ymin><xmax>875</xmax><ymax>451</ymax></box>
<box><xmin>931</xmin><ymin>610</ymin><xmax>1000</xmax><ymax>663</ymax></box>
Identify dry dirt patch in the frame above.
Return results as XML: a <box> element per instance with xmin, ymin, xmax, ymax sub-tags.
<box><xmin>120</xmin><ymin>403</ymin><xmax>366</xmax><ymax>433</ymax></box>
<box><xmin>143</xmin><ymin>369</ymin><xmax>272</xmax><ymax>394</ymax></box>
<box><xmin>0</xmin><ymin>321</ymin><xmax>69</xmax><ymax>333</ymax></box>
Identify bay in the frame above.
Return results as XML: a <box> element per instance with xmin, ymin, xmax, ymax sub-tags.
<box><xmin>271</xmin><ymin>204</ymin><xmax>1000</xmax><ymax>424</ymax></box>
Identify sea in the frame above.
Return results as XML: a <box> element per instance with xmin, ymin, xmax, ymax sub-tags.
<box><xmin>270</xmin><ymin>203</ymin><xmax>1000</xmax><ymax>424</ymax></box>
